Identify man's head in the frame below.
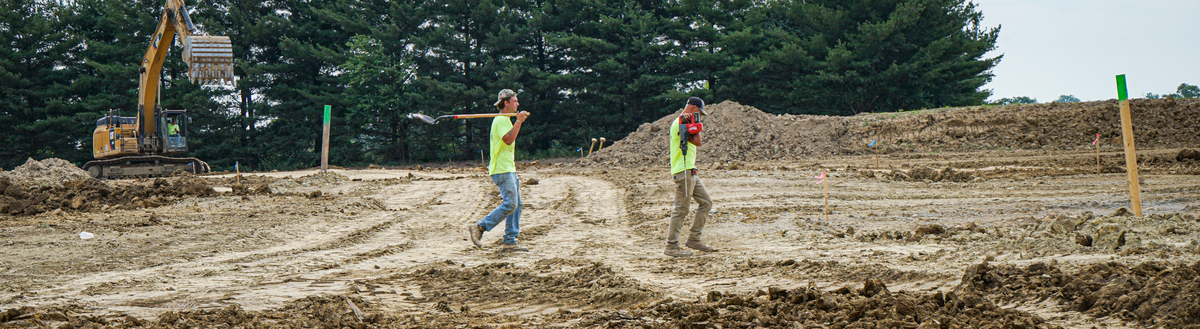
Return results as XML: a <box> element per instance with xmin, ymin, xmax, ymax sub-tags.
<box><xmin>685</xmin><ymin>97</ymin><xmax>707</xmax><ymax>116</ymax></box>
<box><xmin>494</xmin><ymin>89</ymin><xmax>518</xmax><ymax>112</ymax></box>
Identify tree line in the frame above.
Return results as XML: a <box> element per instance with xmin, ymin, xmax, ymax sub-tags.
<box><xmin>1</xmin><ymin>0</ymin><xmax>1001</xmax><ymax>171</ymax></box>
<box><xmin>990</xmin><ymin>83</ymin><xmax>1199</xmax><ymax>105</ymax></box>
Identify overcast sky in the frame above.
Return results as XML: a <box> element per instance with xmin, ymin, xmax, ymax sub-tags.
<box><xmin>973</xmin><ymin>0</ymin><xmax>1199</xmax><ymax>102</ymax></box>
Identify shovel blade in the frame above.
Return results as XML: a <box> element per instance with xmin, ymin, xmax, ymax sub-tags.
<box><xmin>408</xmin><ymin>113</ymin><xmax>439</xmax><ymax>124</ymax></box>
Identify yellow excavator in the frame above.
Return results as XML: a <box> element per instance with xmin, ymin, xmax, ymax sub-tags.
<box><xmin>84</xmin><ymin>0</ymin><xmax>233</xmax><ymax>178</ymax></box>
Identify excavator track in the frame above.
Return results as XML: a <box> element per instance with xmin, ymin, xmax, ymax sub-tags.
<box><xmin>83</xmin><ymin>155</ymin><xmax>211</xmax><ymax>179</ymax></box>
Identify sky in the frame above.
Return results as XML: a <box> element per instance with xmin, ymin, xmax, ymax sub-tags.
<box><xmin>972</xmin><ymin>0</ymin><xmax>1200</xmax><ymax>102</ymax></box>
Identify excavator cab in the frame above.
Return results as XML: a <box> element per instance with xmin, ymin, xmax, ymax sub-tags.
<box><xmin>160</xmin><ymin>110</ymin><xmax>190</xmax><ymax>152</ymax></box>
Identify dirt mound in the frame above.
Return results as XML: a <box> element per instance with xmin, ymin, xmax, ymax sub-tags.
<box><xmin>0</xmin><ymin>176</ymin><xmax>218</xmax><ymax>216</ymax></box>
<box><xmin>887</xmin><ymin>166</ymin><xmax>975</xmax><ymax>182</ymax></box>
<box><xmin>590</xmin><ymin>281</ymin><xmax>1047</xmax><ymax>328</ymax></box>
<box><xmin>392</xmin><ymin>260</ymin><xmax>662</xmax><ymax>310</ymax></box>
<box><xmin>1027</xmin><ymin>212</ymin><xmax>1200</xmax><ymax>253</ymax></box>
<box><xmin>960</xmin><ymin>260</ymin><xmax>1200</xmax><ymax>327</ymax></box>
<box><xmin>0</xmin><ymin>158</ymin><xmax>91</xmax><ymax>188</ymax></box>
<box><xmin>1180</xmin><ymin>149</ymin><xmax>1200</xmax><ymax>161</ymax></box>
<box><xmin>0</xmin><ymin>263</ymin><xmax>1051</xmax><ymax>329</ymax></box>
<box><xmin>585</xmin><ymin>101</ymin><xmax>853</xmax><ymax>167</ymax></box>
<box><xmin>270</xmin><ymin>171</ymin><xmax>350</xmax><ymax>191</ymax></box>
<box><xmin>584</xmin><ymin>99</ymin><xmax>1200</xmax><ymax>167</ymax></box>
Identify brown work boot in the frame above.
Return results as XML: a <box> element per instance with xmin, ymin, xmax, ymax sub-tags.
<box><xmin>467</xmin><ymin>224</ymin><xmax>483</xmax><ymax>248</ymax></box>
<box><xmin>501</xmin><ymin>241</ymin><xmax>529</xmax><ymax>252</ymax></box>
<box><xmin>664</xmin><ymin>247</ymin><xmax>693</xmax><ymax>258</ymax></box>
<box><xmin>686</xmin><ymin>240</ymin><xmax>718</xmax><ymax>252</ymax></box>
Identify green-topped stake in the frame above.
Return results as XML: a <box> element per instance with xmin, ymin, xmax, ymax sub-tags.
<box><xmin>322</xmin><ymin>105</ymin><xmax>331</xmax><ymax>173</ymax></box>
<box><xmin>1115</xmin><ymin>75</ymin><xmax>1142</xmax><ymax>217</ymax></box>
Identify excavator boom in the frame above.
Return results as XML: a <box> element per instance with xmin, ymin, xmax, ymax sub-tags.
<box><xmin>86</xmin><ymin>0</ymin><xmax>232</xmax><ymax>178</ymax></box>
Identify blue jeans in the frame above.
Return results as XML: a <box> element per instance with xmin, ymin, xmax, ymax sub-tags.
<box><xmin>477</xmin><ymin>172</ymin><xmax>521</xmax><ymax>244</ymax></box>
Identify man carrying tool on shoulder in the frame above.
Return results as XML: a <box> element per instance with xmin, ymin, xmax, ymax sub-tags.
<box><xmin>665</xmin><ymin>97</ymin><xmax>718</xmax><ymax>257</ymax></box>
<box><xmin>468</xmin><ymin>89</ymin><xmax>532</xmax><ymax>252</ymax></box>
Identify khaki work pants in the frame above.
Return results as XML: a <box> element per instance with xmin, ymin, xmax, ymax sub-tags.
<box><xmin>666</xmin><ymin>172</ymin><xmax>712</xmax><ymax>248</ymax></box>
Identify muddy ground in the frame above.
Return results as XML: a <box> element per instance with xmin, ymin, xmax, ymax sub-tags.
<box><xmin>2</xmin><ymin>148</ymin><xmax>1199</xmax><ymax>328</ymax></box>
<box><xmin>2</xmin><ymin>99</ymin><xmax>1200</xmax><ymax>328</ymax></box>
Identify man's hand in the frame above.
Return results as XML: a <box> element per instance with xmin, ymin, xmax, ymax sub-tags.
<box><xmin>504</xmin><ymin>111</ymin><xmax>530</xmax><ymax>145</ymax></box>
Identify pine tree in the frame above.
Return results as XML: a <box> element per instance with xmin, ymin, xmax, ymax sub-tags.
<box><xmin>1</xmin><ymin>0</ymin><xmax>84</xmax><ymax>168</ymax></box>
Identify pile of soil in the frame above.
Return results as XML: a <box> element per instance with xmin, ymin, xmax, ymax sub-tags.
<box><xmin>392</xmin><ymin>259</ymin><xmax>663</xmax><ymax>310</ymax></box>
<box><xmin>583</xmin><ymin>280</ymin><xmax>1048</xmax><ymax>328</ymax></box>
<box><xmin>0</xmin><ymin>176</ymin><xmax>218</xmax><ymax>216</ymax></box>
<box><xmin>0</xmin><ymin>158</ymin><xmax>91</xmax><ymax>188</ymax></box>
<box><xmin>0</xmin><ymin>262</ymin><xmax>1053</xmax><ymax>329</ymax></box>
<box><xmin>585</xmin><ymin>99</ymin><xmax>1200</xmax><ymax>167</ymax></box>
<box><xmin>584</xmin><ymin>101</ymin><xmax>854</xmax><ymax>167</ymax></box>
<box><xmin>1027</xmin><ymin>211</ymin><xmax>1200</xmax><ymax>253</ymax></box>
<box><xmin>885</xmin><ymin>166</ymin><xmax>976</xmax><ymax>182</ymax></box>
<box><xmin>960</xmin><ymin>260</ymin><xmax>1200</xmax><ymax>327</ymax></box>
<box><xmin>270</xmin><ymin>172</ymin><xmax>350</xmax><ymax>191</ymax></box>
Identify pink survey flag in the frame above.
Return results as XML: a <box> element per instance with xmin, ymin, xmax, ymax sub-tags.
<box><xmin>814</xmin><ymin>172</ymin><xmax>826</xmax><ymax>184</ymax></box>
<box><xmin>1092</xmin><ymin>134</ymin><xmax>1099</xmax><ymax>146</ymax></box>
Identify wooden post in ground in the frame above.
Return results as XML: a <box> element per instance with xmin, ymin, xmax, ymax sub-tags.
<box><xmin>1094</xmin><ymin>134</ymin><xmax>1100</xmax><ymax>175</ymax></box>
<box><xmin>322</xmin><ymin>105</ymin><xmax>331</xmax><ymax>173</ymax></box>
<box><xmin>1115</xmin><ymin>75</ymin><xmax>1142</xmax><ymax>217</ymax></box>
<box><xmin>823</xmin><ymin>178</ymin><xmax>829</xmax><ymax>222</ymax></box>
<box><xmin>815</xmin><ymin>172</ymin><xmax>828</xmax><ymax>222</ymax></box>
<box><xmin>870</xmin><ymin>138</ymin><xmax>879</xmax><ymax>167</ymax></box>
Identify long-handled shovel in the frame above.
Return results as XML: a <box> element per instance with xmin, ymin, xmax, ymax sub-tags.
<box><xmin>407</xmin><ymin>112</ymin><xmax>523</xmax><ymax>125</ymax></box>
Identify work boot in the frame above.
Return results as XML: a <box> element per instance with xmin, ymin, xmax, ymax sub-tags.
<box><xmin>501</xmin><ymin>241</ymin><xmax>529</xmax><ymax>252</ymax></box>
<box><xmin>664</xmin><ymin>247</ymin><xmax>693</xmax><ymax>258</ymax></box>
<box><xmin>686</xmin><ymin>240</ymin><xmax>718</xmax><ymax>252</ymax></box>
<box><xmin>467</xmin><ymin>224</ymin><xmax>483</xmax><ymax>248</ymax></box>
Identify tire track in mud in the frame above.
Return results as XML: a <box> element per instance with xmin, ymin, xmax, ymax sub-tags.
<box><xmin>15</xmin><ymin>178</ymin><xmax>492</xmax><ymax>317</ymax></box>
<box><xmin>601</xmin><ymin>172</ymin><xmax>973</xmax><ymax>300</ymax></box>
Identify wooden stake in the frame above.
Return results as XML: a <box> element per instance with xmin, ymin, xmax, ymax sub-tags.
<box><xmin>588</xmin><ymin>138</ymin><xmax>597</xmax><ymax>156</ymax></box>
<box><xmin>1115</xmin><ymin>75</ymin><xmax>1142</xmax><ymax>217</ymax></box>
<box><xmin>321</xmin><ymin>105</ymin><xmax>331</xmax><ymax>173</ymax></box>
<box><xmin>870</xmin><ymin>138</ymin><xmax>879</xmax><ymax>167</ymax></box>
<box><xmin>823</xmin><ymin>177</ymin><xmax>829</xmax><ymax>222</ymax></box>
<box><xmin>1095</xmin><ymin>139</ymin><xmax>1100</xmax><ymax>175</ymax></box>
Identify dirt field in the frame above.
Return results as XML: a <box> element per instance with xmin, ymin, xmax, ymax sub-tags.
<box><xmin>2</xmin><ymin>101</ymin><xmax>1200</xmax><ymax>328</ymax></box>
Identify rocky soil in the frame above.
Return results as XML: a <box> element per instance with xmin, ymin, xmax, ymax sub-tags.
<box><xmin>586</xmin><ymin>99</ymin><xmax>1200</xmax><ymax>173</ymax></box>
<box><xmin>2</xmin><ymin>100</ymin><xmax>1199</xmax><ymax>328</ymax></box>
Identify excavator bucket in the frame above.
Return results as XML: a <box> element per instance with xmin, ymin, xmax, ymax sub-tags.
<box><xmin>183</xmin><ymin>35</ymin><xmax>234</xmax><ymax>85</ymax></box>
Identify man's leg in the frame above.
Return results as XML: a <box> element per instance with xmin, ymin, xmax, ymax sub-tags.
<box><xmin>479</xmin><ymin>173</ymin><xmax>519</xmax><ymax>231</ymax></box>
<box><xmin>502</xmin><ymin>173</ymin><xmax>522</xmax><ymax>245</ymax></box>
<box><xmin>687</xmin><ymin>176</ymin><xmax>713</xmax><ymax>241</ymax></box>
<box><xmin>684</xmin><ymin>176</ymin><xmax>717</xmax><ymax>252</ymax></box>
<box><xmin>665</xmin><ymin>173</ymin><xmax>692</xmax><ymax>257</ymax></box>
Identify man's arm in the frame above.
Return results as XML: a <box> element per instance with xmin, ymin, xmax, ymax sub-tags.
<box><xmin>502</xmin><ymin>111</ymin><xmax>530</xmax><ymax>145</ymax></box>
<box><xmin>688</xmin><ymin>131</ymin><xmax>702</xmax><ymax>147</ymax></box>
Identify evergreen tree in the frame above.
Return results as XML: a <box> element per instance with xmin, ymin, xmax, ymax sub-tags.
<box><xmin>401</xmin><ymin>0</ymin><xmax>529</xmax><ymax>162</ymax></box>
<box><xmin>713</xmin><ymin>0</ymin><xmax>1000</xmax><ymax>115</ymax></box>
<box><xmin>1</xmin><ymin>0</ymin><xmax>83</xmax><ymax>168</ymax></box>
<box><xmin>341</xmin><ymin>34</ymin><xmax>420</xmax><ymax>163</ymax></box>
<box><xmin>250</xmin><ymin>0</ymin><xmax>386</xmax><ymax>169</ymax></box>
<box><xmin>552</xmin><ymin>0</ymin><xmax>688</xmax><ymax>147</ymax></box>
